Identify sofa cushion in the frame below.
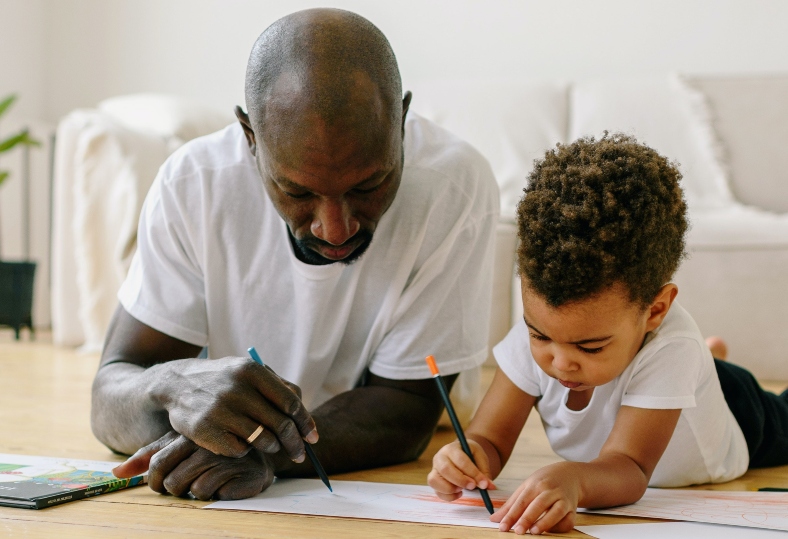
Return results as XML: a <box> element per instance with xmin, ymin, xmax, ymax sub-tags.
<box><xmin>569</xmin><ymin>76</ymin><xmax>736</xmax><ymax>210</ymax></box>
<box><xmin>408</xmin><ymin>79</ymin><xmax>569</xmax><ymax>221</ymax></box>
<box><xmin>688</xmin><ymin>206</ymin><xmax>788</xmax><ymax>249</ymax></box>
<box><xmin>688</xmin><ymin>75</ymin><xmax>788</xmax><ymax>214</ymax></box>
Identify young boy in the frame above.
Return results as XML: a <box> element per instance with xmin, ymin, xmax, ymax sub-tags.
<box><xmin>428</xmin><ymin>134</ymin><xmax>788</xmax><ymax>535</ymax></box>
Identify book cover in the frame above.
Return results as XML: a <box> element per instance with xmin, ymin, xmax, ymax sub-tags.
<box><xmin>0</xmin><ymin>453</ymin><xmax>147</xmax><ymax>509</ymax></box>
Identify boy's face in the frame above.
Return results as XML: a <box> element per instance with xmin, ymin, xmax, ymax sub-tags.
<box><xmin>521</xmin><ymin>280</ymin><xmax>677</xmax><ymax>393</ymax></box>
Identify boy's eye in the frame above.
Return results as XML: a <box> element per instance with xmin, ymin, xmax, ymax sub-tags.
<box><xmin>578</xmin><ymin>345</ymin><xmax>604</xmax><ymax>354</ymax></box>
<box><xmin>530</xmin><ymin>333</ymin><xmax>551</xmax><ymax>342</ymax></box>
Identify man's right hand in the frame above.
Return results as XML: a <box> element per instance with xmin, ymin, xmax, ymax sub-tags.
<box><xmin>151</xmin><ymin>355</ymin><xmax>318</xmax><ymax>461</ymax></box>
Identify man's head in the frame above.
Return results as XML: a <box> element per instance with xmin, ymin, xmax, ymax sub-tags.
<box><xmin>516</xmin><ymin>134</ymin><xmax>688</xmax><ymax>391</ymax></box>
<box><xmin>236</xmin><ymin>8</ymin><xmax>411</xmax><ymax>265</ymax></box>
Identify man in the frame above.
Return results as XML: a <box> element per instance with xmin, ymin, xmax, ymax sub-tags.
<box><xmin>91</xmin><ymin>8</ymin><xmax>499</xmax><ymax>501</ymax></box>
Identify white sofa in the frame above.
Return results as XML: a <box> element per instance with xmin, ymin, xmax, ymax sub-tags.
<box><xmin>52</xmin><ymin>76</ymin><xmax>788</xmax><ymax>381</ymax></box>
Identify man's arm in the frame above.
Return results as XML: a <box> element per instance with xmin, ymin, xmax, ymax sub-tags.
<box><xmin>275</xmin><ymin>371</ymin><xmax>457</xmax><ymax>476</ymax></box>
<box><xmin>91</xmin><ymin>306</ymin><xmax>201</xmax><ymax>454</ymax></box>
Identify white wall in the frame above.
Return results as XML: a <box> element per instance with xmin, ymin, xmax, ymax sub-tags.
<box><xmin>42</xmin><ymin>0</ymin><xmax>788</xmax><ymax>122</ymax></box>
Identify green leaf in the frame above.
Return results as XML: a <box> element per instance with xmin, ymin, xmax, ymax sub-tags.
<box><xmin>0</xmin><ymin>94</ymin><xmax>17</xmax><ymax>119</ymax></box>
<box><xmin>0</xmin><ymin>170</ymin><xmax>8</xmax><ymax>186</ymax></box>
<box><xmin>0</xmin><ymin>130</ymin><xmax>41</xmax><ymax>153</ymax></box>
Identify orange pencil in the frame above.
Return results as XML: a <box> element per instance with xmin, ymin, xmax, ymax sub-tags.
<box><xmin>425</xmin><ymin>355</ymin><xmax>494</xmax><ymax>514</ymax></box>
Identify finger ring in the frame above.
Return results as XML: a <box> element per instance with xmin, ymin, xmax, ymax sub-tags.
<box><xmin>246</xmin><ymin>425</ymin><xmax>264</xmax><ymax>444</ymax></box>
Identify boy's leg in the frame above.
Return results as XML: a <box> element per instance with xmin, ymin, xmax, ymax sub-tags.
<box><xmin>715</xmin><ymin>359</ymin><xmax>788</xmax><ymax>468</ymax></box>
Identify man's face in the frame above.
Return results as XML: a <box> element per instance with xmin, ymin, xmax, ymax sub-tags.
<box><xmin>238</xmin><ymin>75</ymin><xmax>410</xmax><ymax>265</ymax></box>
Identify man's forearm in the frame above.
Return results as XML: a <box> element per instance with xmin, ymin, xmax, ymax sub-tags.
<box><xmin>91</xmin><ymin>361</ymin><xmax>173</xmax><ymax>455</ymax></box>
<box><xmin>272</xmin><ymin>382</ymin><xmax>447</xmax><ymax>477</ymax></box>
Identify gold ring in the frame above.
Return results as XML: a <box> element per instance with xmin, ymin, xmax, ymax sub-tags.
<box><xmin>246</xmin><ymin>425</ymin><xmax>264</xmax><ymax>444</ymax></box>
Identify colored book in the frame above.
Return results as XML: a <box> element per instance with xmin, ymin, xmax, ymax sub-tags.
<box><xmin>0</xmin><ymin>453</ymin><xmax>146</xmax><ymax>509</ymax></box>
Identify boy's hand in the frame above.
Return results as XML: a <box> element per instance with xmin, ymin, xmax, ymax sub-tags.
<box><xmin>492</xmin><ymin>462</ymin><xmax>578</xmax><ymax>535</ymax></box>
<box><xmin>428</xmin><ymin>439</ymin><xmax>496</xmax><ymax>501</ymax></box>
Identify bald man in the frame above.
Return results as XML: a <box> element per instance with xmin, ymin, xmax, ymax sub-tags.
<box><xmin>91</xmin><ymin>8</ymin><xmax>498</xmax><ymax>500</ymax></box>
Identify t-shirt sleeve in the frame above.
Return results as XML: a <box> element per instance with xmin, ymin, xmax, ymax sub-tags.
<box><xmin>493</xmin><ymin>318</ymin><xmax>543</xmax><ymax>398</ymax></box>
<box><xmin>367</xmin><ymin>185</ymin><xmax>498</xmax><ymax>380</ymax></box>
<box><xmin>621</xmin><ymin>337</ymin><xmax>704</xmax><ymax>410</ymax></box>
<box><xmin>117</xmin><ymin>171</ymin><xmax>209</xmax><ymax>346</ymax></box>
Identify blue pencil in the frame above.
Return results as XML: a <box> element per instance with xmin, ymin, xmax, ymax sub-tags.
<box><xmin>248</xmin><ymin>347</ymin><xmax>332</xmax><ymax>492</ymax></box>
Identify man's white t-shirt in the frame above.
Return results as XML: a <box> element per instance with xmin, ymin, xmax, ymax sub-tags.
<box><xmin>119</xmin><ymin>114</ymin><xmax>499</xmax><ymax>408</ymax></box>
<box><xmin>494</xmin><ymin>302</ymin><xmax>748</xmax><ymax>487</ymax></box>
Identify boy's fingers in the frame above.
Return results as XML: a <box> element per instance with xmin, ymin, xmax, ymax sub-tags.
<box><xmin>519</xmin><ymin>491</ymin><xmax>554</xmax><ymax>529</ymax></box>
<box><xmin>498</xmin><ymin>488</ymin><xmax>537</xmax><ymax>532</ymax></box>
<box><xmin>447</xmin><ymin>447</ymin><xmax>491</xmax><ymax>489</ymax></box>
<box><xmin>435</xmin><ymin>490</ymin><xmax>463</xmax><ymax>502</ymax></box>
<box><xmin>526</xmin><ymin>500</ymin><xmax>572</xmax><ymax>535</ymax></box>
<box><xmin>491</xmin><ymin>481</ymin><xmax>526</xmax><ymax>521</ymax></box>
<box><xmin>547</xmin><ymin>511</ymin><xmax>576</xmax><ymax>534</ymax></box>
<box><xmin>434</xmin><ymin>456</ymin><xmax>481</xmax><ymax>491</ymax></box>
<box><xmin>427</xmin><ymin>470</ymin><xmax>464</xmax><ymax>496</ymax></box>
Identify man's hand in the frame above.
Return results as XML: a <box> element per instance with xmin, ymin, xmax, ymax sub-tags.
<box><xmin>152</xmin><ymin>356</ymin><xmax>317</xmax><ymax>461</ymax></box>
<box><xmin>93</xmin><ymin>306</ymin><xmax>317</xmax><ymax>461</ymax></box>
<box><xmin>428</xmin><ymin>439</ymin><xmax>496</xmax><ymax>502</ymax></box>
<box><xmin>113</xmin><ymin>430</ymin><xmax>275</xmax><ymax>500</ymax></box>
<box><xmin>491</xmin><ymin>462</ymin><xmax>579</xmax><ymax>535</ymax></box>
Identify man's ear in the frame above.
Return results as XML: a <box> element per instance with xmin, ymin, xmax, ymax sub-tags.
<box><xmin>234</xmin><ymin>105</ymin><xmax>257</xmax><ymax>155</ymax></box>
<box><xmin>644</xmin><ymin>283</ymin><xmax>679</xmax><ymax>333</ymax></box>
<box><xmin>401</xmin><ymin>91</ymin><xmax>412</xmax><ymax>135</ymax></box>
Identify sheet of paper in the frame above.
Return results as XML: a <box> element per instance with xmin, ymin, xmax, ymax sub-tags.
<box><xmin>577</xmin><ymin>522</ymin><xmax>788</xmax><ymax>538</ymax></box>
<box><xmin>205</xmin><ymin>478</ymin><xmax>510</xmax><ymax>529</ymax></box>
<box><xmin>581</xmin><ymin>488</ymin><xmax>788</xmax><ymax>532</ymax></box>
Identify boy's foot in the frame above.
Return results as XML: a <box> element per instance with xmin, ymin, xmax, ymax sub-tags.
<box><xmin>706</xmin><ymin>336</ymin><xmax>728</xmax><ymax>361</ymax></box>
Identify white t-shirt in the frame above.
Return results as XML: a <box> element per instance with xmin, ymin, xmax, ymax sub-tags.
<box><xmin>494</xmin><ymin>302</ymin><xmax>748</xmax><ymax>487</ymax></box>
<box><xmin>119</xmin><ymin>114</ymin><xmax>499</xmax><ymax>409</ymax></box>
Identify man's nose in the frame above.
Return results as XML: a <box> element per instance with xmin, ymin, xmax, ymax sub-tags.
<box><xmin>311</xmin><ymin>198</ymin><xmax>360</xmax><ymax>246</ymax></box>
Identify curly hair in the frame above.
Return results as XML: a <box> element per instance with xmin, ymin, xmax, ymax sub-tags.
<box><xmin>516</xmin><ymin>133</ymin><xmax>688</xmax><ymax>308</ymax></box>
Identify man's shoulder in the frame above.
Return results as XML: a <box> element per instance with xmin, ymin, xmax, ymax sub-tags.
<box><xmin>402</xmin><ymin>114</ymin><xmax>499</xmax><ymax>216</ymax></box>
<box><xmin>404</xmin><ymin>113</ymin><xmax>493</xmax><ymax>176</ymax></box>
<box><xmin>159</xmin><ymin>123</ymin><xmax>253</xmax><ymax>185</ymax></box>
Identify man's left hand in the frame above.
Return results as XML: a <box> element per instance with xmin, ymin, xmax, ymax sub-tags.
<box><xmin>113</xmin><ymin>430</ymin><xmax>275</xmax><ymax>500</ymax></box>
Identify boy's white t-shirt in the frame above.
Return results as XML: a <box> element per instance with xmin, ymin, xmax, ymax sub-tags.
<box><xmin>493</xmin><ymin>302</ymin><xmax>749</xmax><ymax>487</ymax></box>
<box><xmin>118</xmin><ymin>114</ymin><xmax>499</xmax><ymax>409</ymax></box>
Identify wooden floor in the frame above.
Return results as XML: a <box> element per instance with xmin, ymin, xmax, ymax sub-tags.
<box><xmin>1</xmin><ymin>329</ymin><xmax>787</xmax><ymax>538</ymax></box>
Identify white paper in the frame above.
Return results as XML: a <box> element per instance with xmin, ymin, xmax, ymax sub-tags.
<box><xmin>577</xmin><ymin>522</ymin><xmax>788</xmax><ymax>539</ymax></box>
<box><xmin>581</xmin><ymin>488</ymin><xmax>788</xmax><ymax>532</ymax></box>
<box><xmin>205</xmin><ymin>478</ymin><xmax>511</xmax><ymax>529</ymax></box>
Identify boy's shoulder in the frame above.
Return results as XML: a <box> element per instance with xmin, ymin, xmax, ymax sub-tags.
<box><xmin>646</xmin><ymin>301</ymin><xmax>707</xmax><ymax>351</ymax></box>
<box><xmin>625</xmin><ymin>301</ymin><xmax>713</xmax><ymax>396</ymax></box>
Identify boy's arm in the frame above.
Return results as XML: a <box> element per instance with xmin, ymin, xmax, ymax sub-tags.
<box><xmin>577</xmin><ymin>405</ymin><xmax>681</xmax><ymax>507</ymax></box>
<box><xmin>495</xmin><ymin>405</ymin><xmax>681</xmax><ymax>534</ymax></box>
<box><xmin>467</xmin><ymin>368</ymin><xmax>538</xmax><ymax>479</ymax></box>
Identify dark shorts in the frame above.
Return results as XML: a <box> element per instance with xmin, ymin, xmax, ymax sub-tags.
<box><xmin>716</xmin><ymin>359</ymin><xmax>788</xmax><ymax>468</ymax></box>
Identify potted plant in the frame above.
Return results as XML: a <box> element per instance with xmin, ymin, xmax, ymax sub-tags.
<box><xmin>0</xmin><ymin>94</ymin><xmax>41</xmax><ymax>339</ymax></box>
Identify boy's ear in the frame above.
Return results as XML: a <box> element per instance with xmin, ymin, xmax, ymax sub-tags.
<box><xmin>644</xmin><ymin>284</ymin><xmax>679</xmax><ymax>333</ymax></box>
